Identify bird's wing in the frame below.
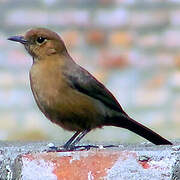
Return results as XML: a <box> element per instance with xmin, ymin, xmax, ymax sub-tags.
<box><xmin>64</xmin><ymin>65</ymin><xmax>124</xmax><ymax>113</ymax></box>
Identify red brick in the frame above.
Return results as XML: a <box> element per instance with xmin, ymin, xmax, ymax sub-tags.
<box><xmin>16</xmin><ymin>148</ymin><xmax>174</xmax><ymax>179</ymax></box>
<box><xmin>86</xmin><ymin>30</ymin><xmax>106</xmax><ymax>46</ymax></box>
<box><xmin>99</xmin><ymin>50</ymin><xmax>130</xmax><ymax>69</ymax></box>
<box><xmin>109</xmin><ymin>31</ymin><xmax>133</xmax><ymax>47</ymax></box>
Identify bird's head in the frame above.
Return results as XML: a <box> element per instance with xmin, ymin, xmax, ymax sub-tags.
<box><xmin>8</xmin><ymin>28</ymin><xmax>67</xmax><ymax>60</ymax></box>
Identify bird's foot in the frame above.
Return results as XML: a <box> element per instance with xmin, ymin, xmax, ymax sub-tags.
<box><xmin>47</xmin><ymin>144</ymin><xmax>113</xmax><ymax>152</ymax></box>
<box><xmin>63</xmin><ymin>144</ymin><xmax>76</xmax><ymax>151</ymax></box>
<box><xmin>62</xmin><ymin>144</ymin><xmax>99</xmax><ymax>151</ymax></box>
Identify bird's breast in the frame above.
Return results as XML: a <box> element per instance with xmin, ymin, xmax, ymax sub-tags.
<box><xmin>29</xmin><ymin>59</ymin><xmax>104</xmax><ymax>131</ymax></box>
<box><xmin>30</xmin><ymin>59</ymin><xmax>65</xmax><ymax>106</ymax></box>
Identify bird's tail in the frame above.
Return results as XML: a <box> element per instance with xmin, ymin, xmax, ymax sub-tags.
<box><xmin>105</xmin><ymin>113</ymin><xmax>172</xmax><ymax>145</ymax></box>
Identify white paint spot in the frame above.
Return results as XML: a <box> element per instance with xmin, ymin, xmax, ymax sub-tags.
<box><xmin>21</xmin><ymin>158</ymin><xmax>57</xmax><ymax>180</ymax></box>
<box><xmin>88</xmin><ymin>171</ymin><xmax>94</xmax><ymax>180</ymax></box>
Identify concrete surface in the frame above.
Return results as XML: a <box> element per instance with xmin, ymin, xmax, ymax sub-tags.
<box><xmin>0</xmin><ymin>140</ymin><xmax>179</xmax><ymax>179</ymax></box>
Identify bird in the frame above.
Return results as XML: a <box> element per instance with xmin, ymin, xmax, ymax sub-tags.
<box><xmin>8</xmin><ymin>28</ymin><xmax>172</xmax><ymax>149</ymax></box>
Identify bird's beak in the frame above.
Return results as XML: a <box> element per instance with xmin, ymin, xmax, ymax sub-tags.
<box><xmin>8</xmin><ymin>36</ymin><xmax>28</xmax><ymax>44</ymax></box>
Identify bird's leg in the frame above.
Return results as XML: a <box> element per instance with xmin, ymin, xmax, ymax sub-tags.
<box><xmin>69</xmin><ymin>129</ymin><xmax>90</xmax><ymax>150</ymax></box>
<box><xmin>63</xmin><ymin>131</ymin><xmax>81</xmax><ymax>149</ymax></box>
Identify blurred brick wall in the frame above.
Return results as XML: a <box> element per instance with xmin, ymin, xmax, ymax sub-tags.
<box><xmin>0</xmin><ymin>0</ymin><xmax>179</xmax><ymax>142</ymax></box>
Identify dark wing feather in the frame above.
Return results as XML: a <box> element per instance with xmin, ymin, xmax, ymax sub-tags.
<box><xmin>64</xmin><ymin>65</ymin><xmax>124</xmax><ymax>113</ymax></box>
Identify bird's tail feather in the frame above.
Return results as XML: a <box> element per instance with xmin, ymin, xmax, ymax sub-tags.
<box><xmin>105</xmin><ymin>114</ymin><xmax>172</xmax><ymax>145</ymax></box>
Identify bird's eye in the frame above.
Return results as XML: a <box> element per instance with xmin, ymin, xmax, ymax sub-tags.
<box><xmin>36</xmin><ymin>37</ymin><xmax>46</xmax><ymax>44</ymax></box>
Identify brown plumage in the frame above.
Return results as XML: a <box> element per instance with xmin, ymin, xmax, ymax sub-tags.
<box><xmin>8</xmin><ymin>28</ymin><xmax>172</xmax><ymax>149</ymax></box>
